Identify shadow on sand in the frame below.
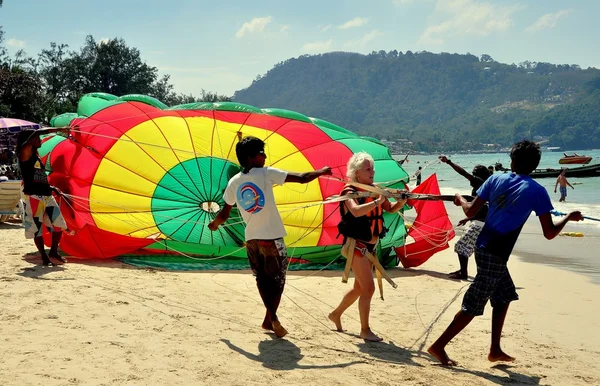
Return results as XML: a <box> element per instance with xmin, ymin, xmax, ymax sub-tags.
<box><xmin>443</xmin><ymin>364</ymin><xmax>541</xmax><ymax>385</ymax></box>
<box><xmin>221</xmin><ymin>337</ymin><xmax>365</xmax><ymax>370</ymax></box>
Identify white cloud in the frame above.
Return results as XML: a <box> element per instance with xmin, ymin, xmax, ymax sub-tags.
<box><xmin>418</xmin><ymin>0</ymin><xmax>523</xmax><ymax>45</ymax></box>
<box><xmin>343</xmin><ymin>30</ymin><xmax>384</xmax><ymax>49</ymax></box>
<box><xmin>525</xmin><ymin>10</ymin><xmax>571</xmax><ymax>33</ymax></box>
<box><xmin>338</xmin><ymin>17</ymin><xmax>369</xmax><ymax>30</ymax></box>
<box><xmin>320</xmin><ymin>24</ymin><xmax>332</xmax><ymax>32</ymax></box>
<box><xmin>6</xmin><ymin>38</ymin><xmax>25</xmax><ymax>48</ymax></box>
<box><xmin>302</xmin><ymin>40</ymin><xmax>334</xmax><ymax>53</ymax></box>
<box><xmin>280</xmin><ymin>25</ymin><xmax>290</xmax><ymax>33</ymax></box>
<box><xmin>235</xmin><ymin>16</ymin><xmax>272</xmax><ymax>38</ymax></box>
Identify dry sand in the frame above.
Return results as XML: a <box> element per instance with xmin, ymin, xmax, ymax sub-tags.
<box><xmin>1</xmin><ymin>219</ymin><xmax>599</xmax><ymax>386</ymax></box>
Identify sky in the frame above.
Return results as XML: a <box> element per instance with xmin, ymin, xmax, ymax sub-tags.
<box><xmin>1</xmin><ymin>0</ymin><xmax>599</xmax><ymax>97</ymax></box>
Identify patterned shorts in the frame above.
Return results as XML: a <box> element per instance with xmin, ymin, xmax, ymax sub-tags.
<box><xmin>23</xmin><ymin>194</ymin><xmax>67</xmax><ymax>239</ymax></box>
<box><xmin>454</xmin><ymin>220</ymin><xmax>484</xmax><ymax>257</ymax></box>
<box><xmin>246</xmin><ymin>238</ymin><xmax>289</xmax><ymax>287</ymax></box>
<box><xmin>461</xmin><ymin>247</ymin><xmax>519</xmax><ymax>316</ymax></box>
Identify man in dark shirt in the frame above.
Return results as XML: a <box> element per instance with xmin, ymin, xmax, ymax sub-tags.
<box><xmin>439</xmin><ymin>156</ymin><xmax>491</xmax><ymax>279</ymax></box>
<box><xmin>415</xmin><ymin>166</ymin><xmax>422</xmax><ymax>186</ymax></box>
<box><xmin>17</xmin><ymin>129</ymin><xmax>69</xmax><ymax>267</ymax></box>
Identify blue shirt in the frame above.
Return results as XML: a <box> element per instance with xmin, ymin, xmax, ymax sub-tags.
<box><xmin>476</xmin><ymin>172</ymin><xmax>553</xmax><ymax>259</ymax></box>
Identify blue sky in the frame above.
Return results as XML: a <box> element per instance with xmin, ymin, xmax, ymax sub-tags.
<box><xmin>2</xmin><ymin>0</ymin><xmax>599</xmax><ymax>97</ymax></box>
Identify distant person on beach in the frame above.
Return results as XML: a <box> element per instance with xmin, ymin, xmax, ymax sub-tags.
<box><xmin>488</xmin><ymin>165</ymin><xmax>494</xmax><ymax>175</ymax></box>
<box><xmin>397</xmin><ymin>153</ymin><xmax>409</xmax><ymax>166</ymax></box>
<box><xmin>415</xmin><ymin>167</ymin><xmax>422</xmax><ymax>186</ymax></box>
<box><xmin>554</xmin><ymin>169</ymin><xmax>574</xmax><ymax>202</ymax></box>
<box><xmin>428</xmin><ymin>140</ymin><xmax>583</xmax><ymax>366</ymax></box>
<box><xmin>208</xmin><ymin>136</ymin><xmax>331</xmax><ymax>338</ymax></box>
<box><xmin>438</xmin><ymin>156</ymin><xmax>491</xmax><ymax>280</ymax></box>
<box><xmin>495</xmin><ymin>162</ymin><xmax>509</xmax><ymax>172</ymax></box>
<box><xmin>16</xmin><ymin>129</ymin><xmax>69</xmax><ymax>267</ymax></box>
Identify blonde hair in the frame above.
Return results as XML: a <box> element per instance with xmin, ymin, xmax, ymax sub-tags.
<box><xmin>346</xmin><ymin>152</ymin><xmax>374</xmax><ymax>182</ymax></box>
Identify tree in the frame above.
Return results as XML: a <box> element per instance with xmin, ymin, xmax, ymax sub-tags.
<box><xmin>62</xmin><ymin>36</ymin><xmax>160</xmax><ymax>97</ymax></box>
<box><xmin>38</xmin><ymin>42</ymin><xmax>74</xmax><ymax>120</ymax></box>
<box><xmin>481</xmin><ymin>54</ymin><xmax>494</xmax><ymax>63</ymax></box>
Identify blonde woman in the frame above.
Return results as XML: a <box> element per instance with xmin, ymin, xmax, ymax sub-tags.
<box><xmin>329</xmin><ymin>152</ymin><xmax>406</xmax><ymax>341</ymax></box>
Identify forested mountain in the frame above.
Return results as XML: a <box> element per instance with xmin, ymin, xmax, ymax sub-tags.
<box><xmin>233</xmin><ymin>51</ymin><xmax>600</xmax><ymax>152</ymax></box>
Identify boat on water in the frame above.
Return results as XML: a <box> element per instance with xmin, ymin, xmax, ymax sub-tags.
<box><xmin>541</xmin><ymin>146</ymin><xmax>561</xmax><ymax>152</ymax></box>
<box><xmin>559</xmin><ymin>153</ymin><xmax>593</xmax><ymax>165</ymax></box>
<box><xmin>530</xmin><ymin>163</ymin><xmax>600</xmax><ymax>179</ymax></box>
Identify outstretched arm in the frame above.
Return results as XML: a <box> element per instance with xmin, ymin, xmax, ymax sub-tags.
<box><xmin>382</xmin><ymin>197</ymin><xmax>407</xmax><ymax>213</ymax></box>
<box><xmin>39</xmin><ymin>127</ymin><xmax>70</xmax><ymax>135</ymax></box>
<box><xmin>538</xmin><ymin>211</ymin><xmax>583</xmax><ymax>240</ymax></box>
<box><xmin>454</xmin><ymin>194</ymin><xmax>486</xmax><ymax>218</ymax></box>
<box><xmin>439</xmin><ymin>156</ymin><xmax>474</xmax><ymax>182</ymax></box>
<box><xmin>567</xmin><ymin>180</ymin><xmax>574</xmax><ymax>189</ymax></box>
<box><xmin>345</xmin><ymin>196</ymin><xmax>386</xmax><ymax>218</ymax></box>
<box><xmin>285</xmin><ymin>167</ymin><xmax>331</xmax><ymax>184</ymax></box>
<box><xmin>208</xmin><ymin>203</ymin><xmax>234</xmax><ymax>231</ymax></box>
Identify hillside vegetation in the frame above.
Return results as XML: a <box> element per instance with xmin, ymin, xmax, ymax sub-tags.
<box><xmin>234</xmin><ymin>51</ymin><xmax>600</xmax><ymax>152</ymax></box>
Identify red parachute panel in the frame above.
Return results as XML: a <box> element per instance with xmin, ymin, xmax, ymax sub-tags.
<box><xmin>396</xmin><ymin>174</ymin><xmax>455</xmax><ymax>268</ymax></box>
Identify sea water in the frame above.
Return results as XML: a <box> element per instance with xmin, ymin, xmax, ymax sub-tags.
<box><xmin>396</xmin><ymin>150</ymin><xmax>600</xmax><ymax>228</ymax></box>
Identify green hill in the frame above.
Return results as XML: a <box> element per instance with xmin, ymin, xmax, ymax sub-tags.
<box><xmin>233</xmin><ymin>51</ymin><xmax>600</xmax><ymax>152</ymax></box>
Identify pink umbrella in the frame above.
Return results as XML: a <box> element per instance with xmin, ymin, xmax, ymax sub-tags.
<box><xmin>0</xmin><ymin>117</ymin><xmax>41</xmax><ymax>134</ymax></box>
<box><xmin>0</xmin><ymin>117</ymin><xmax>41</xmax><ymax>150</ymax></box>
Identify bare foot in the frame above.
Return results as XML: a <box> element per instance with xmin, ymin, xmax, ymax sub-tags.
<box><xmin>488</xmin><ymin>349</ymin><xmax>515</xmax><ymax>363</ymax></box>
<box><xmin>328</xmin><ymin>312</ymin><xmax>344</xmax><ymax>332</ymax></box>
<box><xmin>49</xmin><ymin>252</ymin><xmax>67</xmax><ymax>263</ymax></box>
<box><xmin>272</xmin><ymin>321</ymin><xmax>288</xmax><ymax>338</ymax></box>
<box><xmin>262</xmin><ymin>314</ymin><xmax>273</xmax><ymax>331</ymax></box>
<box><xmin>427</xmin><ymin>345</ymin><xmax>458</xmax><ymax>366</ymax></box>
<box><xmin>448</xmin><ymin>271</ymin><xmax>467</xmax><ymax>280</ymax></box>
<box><xmin>41</xmin><ymin>255</ymin><xmax>55</xmax><ymax>267</ymax></box>
<box><xmin>360</xmin><ymin>329</ymin><xmax>383</xmax><ymax>342</ymax></box>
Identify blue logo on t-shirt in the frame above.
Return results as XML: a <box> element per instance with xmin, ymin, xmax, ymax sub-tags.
<box><xmin>237</xmin><ymin>182</ymin><xmax>265</xmax><ymax>213</ymax></box>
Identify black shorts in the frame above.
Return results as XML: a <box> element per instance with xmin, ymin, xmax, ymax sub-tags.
<box><xmin>461</xmin><ymin>247</ymin><xmax>519</xmax><ymax>316</ymax></box>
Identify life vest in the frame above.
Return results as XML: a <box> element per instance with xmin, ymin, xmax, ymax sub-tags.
<box><xmin>337</xmin><ymin>184</ymin><xmax>386</xmax><ymax>241</ymax></box>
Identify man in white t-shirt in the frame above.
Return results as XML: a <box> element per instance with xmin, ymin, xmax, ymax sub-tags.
<box><xmin>209</xmin><ymin>136</ymin><xmax>331</xmax><ymax>338</ymax></box>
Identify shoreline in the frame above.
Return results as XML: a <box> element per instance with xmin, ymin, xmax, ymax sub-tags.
<box><xmin>444</xmin><ymin>201</ymin><xmax>600</xmax><ymax>285</ymax></box>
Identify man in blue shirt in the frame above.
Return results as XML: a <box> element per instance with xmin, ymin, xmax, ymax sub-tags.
<box><xmin>428</xmin><ymin>140</ymin><xmax>583</xmax><ymax>366</ymax></box>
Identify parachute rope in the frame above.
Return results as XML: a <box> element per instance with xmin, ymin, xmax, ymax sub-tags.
<box><xmin>61</xmin><ymin>192</ymin><xmax>341</xmax><ymax>263</ymax></box>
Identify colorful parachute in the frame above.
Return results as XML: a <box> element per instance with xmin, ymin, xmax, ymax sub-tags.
<box><xmin>45</xmin><ymin>93</ymin><xmax>412</xmax><ymax>267</ymax></box>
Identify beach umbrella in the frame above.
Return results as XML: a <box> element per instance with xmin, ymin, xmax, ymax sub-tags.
<box><xmin>0</xmin><ymin>117</ymin><xmax>41</xmax><ymax>150</ymax></box>
<box><xmin>0</xmin><ymin>117</ymin><xmax>41</xmax><ymax>133</ymax></box>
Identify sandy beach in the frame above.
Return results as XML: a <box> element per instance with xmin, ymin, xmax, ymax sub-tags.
<box><xmin>1</xmin><ymin>217</ymin><xmax>599</xmax><ymax>386</ymax></box>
